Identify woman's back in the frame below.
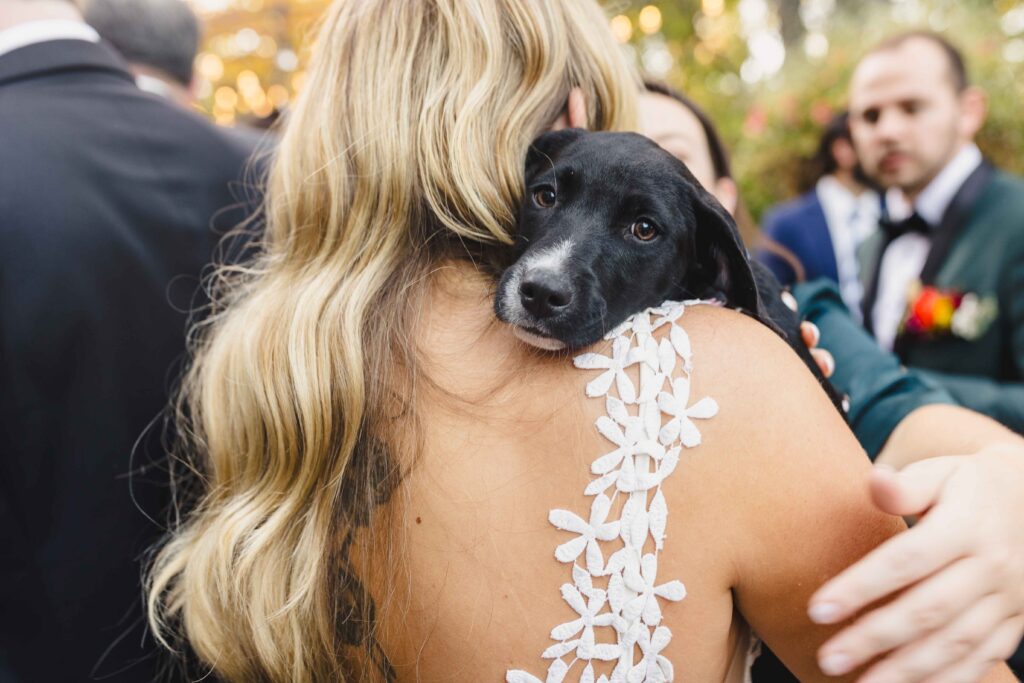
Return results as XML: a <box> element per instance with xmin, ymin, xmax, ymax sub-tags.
<box><xmin>360</xmin><ymin>267</ymin><xmax>907</xmax><ymax>681</ymax></box>
<box><xmin>143</xmin><ymin>2</ymin><xmax>1019</xmax><ymax>680</ymax></box>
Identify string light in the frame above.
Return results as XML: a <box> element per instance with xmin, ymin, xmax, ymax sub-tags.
<box><xmin>196</xmin><ymin>52</ymin><xmax>224</xmax><ymax>81</ymax></box>
<box><xmin>702</xmin><ymin>0</ymin><xmax>725</xmax><ymax>18</ymax></box>
<box><xmin>610</xmin><ymin>14</ymin><xmax>633</xmax><ymax>43</ymax></box>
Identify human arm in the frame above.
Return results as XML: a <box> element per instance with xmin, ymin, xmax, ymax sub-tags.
<box><xmin>663</xmin><ymin>307</ymin><xmax>1013</xmax><ymax>681</ymax></box>
<box><xmin>808</xmin><ymin>406</ymin><xmax>1024</xmax><ymax>682</ymax></box>
<box><xmin>793</xmin><ymin>279</ymin><xmax>958</xmax><ymax>458</ymax></box>
<box><xmin>911</xmin><ymin>369</ymin><xmax>1024</xmax><ymax>435</ymax></box>
<box><xmin>792</xmin><ymin>280</ymin><xmax>1024</xmax><ymax>679</ymax></box>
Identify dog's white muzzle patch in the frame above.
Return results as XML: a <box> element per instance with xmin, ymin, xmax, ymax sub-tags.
<box><xmin>498</xmin><ymin>239</ymin><xmax>575</xmax><ymax>351</ymax></box>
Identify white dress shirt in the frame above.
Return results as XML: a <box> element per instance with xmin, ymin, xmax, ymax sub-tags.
<box><xmin>135</xmin><ymin>73</ymin><xmax>174</xmax><ymax>99</ymax></box>
<box><xmin>872</xmin><ymin>143</ymin><xmax>983</xmax><ymax>350</ymax></box>
<box><xmin>815</xmin><ymin>175</ymin><xmax>881</xmax><ymax>321</ymax></box>
<box><xmin>0</xmin><ymin>20</ymin><xmax>99</xmax><ymax>60</ymax></box>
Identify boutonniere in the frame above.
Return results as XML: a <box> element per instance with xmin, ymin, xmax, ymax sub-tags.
<box><xmin>901</xmin><ymin>282</ymin><xmax>998</xmax><ymax>341</ymax></box>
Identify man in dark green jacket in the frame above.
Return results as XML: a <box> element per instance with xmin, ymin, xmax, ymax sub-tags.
<box><xmin>851</xmin><ymin>30</ymin><xmax>1024</xmax><ymax>434</ymax></box>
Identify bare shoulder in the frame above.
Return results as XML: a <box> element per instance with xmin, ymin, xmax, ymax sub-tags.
<box><xmin>656</xmin><ymin>304</ymin><xmax>909</xmax><ymax>680</ymax></box>
<box><xmin>386</xmin><ymin>298</ymin><xmax>899</xmax><ymax>681</ymax></box>
<box><xmin>663</xmin><ymin>303</ymin><xmax>857</xmax><ymax>477</ymax></box>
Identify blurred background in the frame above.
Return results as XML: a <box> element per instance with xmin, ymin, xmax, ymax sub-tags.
<box><xmin>187</xmin><ymin>0</ymin><xmax>1024</xmax><ymax>221</ymax></box>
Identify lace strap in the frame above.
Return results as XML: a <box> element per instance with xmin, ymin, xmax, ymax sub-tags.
<box><xmin>507</xmin><ymin>300</ymin><xmax>720</xmax><ymax>683</ymax></box>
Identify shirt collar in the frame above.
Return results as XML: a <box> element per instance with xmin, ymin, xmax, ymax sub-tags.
<box><xmin>815</xmin><ymin>175</ymin><xmax>858</xmax><ymax>218</ymax></box>
<box><xmin>885</xmin><ymin>143</ymin><xmax>983</xmax><ymax>226</ymax></box>
<box><xmin>135</xmin><ymin>73</ymin><xmax>173</xmax><ymax>99</ymax></box>
<box><xmin>0</xmin><ymin>20</ymin><xmax>100</xmax><ymax>60</ymax></box>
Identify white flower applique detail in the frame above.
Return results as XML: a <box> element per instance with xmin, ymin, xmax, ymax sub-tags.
<box><xmin>657</xmin><ymin>374</ymin><xmax>719</xmax><ymax>448</ymax></box>
<box><xmin>507</xmin><ymin>300</ymin><xmax>719</xmax><ymax>683</ymax></box>
<box><xmin>550</xmin><ymin>494</ymin><xmax>621</xmax><ymax>574</ymax></box>
<box><xmin>619</xmin><ymin>553</ymin><xmax>686</xmax><ymax>626</ymax></box>
<box><xmin>543</xmin><ymin>566</ymin><xmax>621</xmax><ymax>662</ymax></box>
<box><xmin>574</xmin><ymin>335</ymin><xmax>643</xmax><ymax>403</ymax></box>
<box><xmin>628</xmin><ymin>627</ymin><xmax>675</xmax><ymax>683</ymax></box>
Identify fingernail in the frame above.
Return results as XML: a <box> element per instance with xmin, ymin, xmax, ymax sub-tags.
<box><xmin>819</xmin><ymin>652</ymin><xmax>852</xmax><ymax>676</ymax></box>
<box><xmin>808</xmin><ymin>601</ymin><xmax>841</xmax><ymax>624</ymax></box>
<box><xmin>808</xmin><ymin>322</ymin><xmax>820</xmax><ymax>345</ymax></box>
<box><xmin>823</xmin><ymin>352</ymin><xmax>835</xmax><ymax>376</ymax></box>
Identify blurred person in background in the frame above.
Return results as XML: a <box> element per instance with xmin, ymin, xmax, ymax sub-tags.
<box><xmin>756</xmin><ymin>112</ymin><xmax>881</xmax><ymax>320</ymax></box>
<box><xmin>852</xmin><ymin>30</ymin><xmax>1024</xmax><ymax>435</ymax></box>
<box><xmin>82</xmin><ymin>0</ymin><xmax>197</xmax><ymax>108</ymax></box>
<box><xmin>83</xmin><ymin>0</ymin><xmax>271</xmax><ymax>149</ymax></box>
<box><xmin>0</xmin><ymin>0</ymin><xmax>254</xmax><ymax>679</ymax></box>
<box><xmin>642</xmin><ymin>78</ymin><xmax>1024</xmax><ymax>683</ymax></box>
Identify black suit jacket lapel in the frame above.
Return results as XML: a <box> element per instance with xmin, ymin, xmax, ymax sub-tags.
<box><xmin>0</xmin><ymin>38</ymin><xmax>134</xmax><ymax>87</ymax></box>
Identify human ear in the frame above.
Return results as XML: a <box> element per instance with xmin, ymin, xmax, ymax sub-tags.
<box><xmin>566</xmin><ymin>88</ymin><xmax>588</xmax><ymax>129</ymax></box>
<box><xmin>959</xmin><ymin>86</ymin><xmax>987</xmax><ymax>140</ymax></box>
<box><xmin>550</xmin><ymin>87</ymin><xmax>589</xmax><ymax>131</ymax></box>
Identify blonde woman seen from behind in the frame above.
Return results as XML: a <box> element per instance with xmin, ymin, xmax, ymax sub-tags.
<box><xmin>145</xmin><ymin>2</ymin><xmax>1014</xmax><ymax>682</ymax></box>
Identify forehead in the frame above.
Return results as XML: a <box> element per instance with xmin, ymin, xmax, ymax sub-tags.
<box><xmin>850</xmin><ymin>39</ymin><xmax>956</xmax><ymax>110</ymax></box>
<box><xmin>639</xmin><ymin>93</ymin><xmax>709</xmax><ymax>154</ymax></box>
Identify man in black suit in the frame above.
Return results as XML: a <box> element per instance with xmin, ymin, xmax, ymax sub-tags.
<box><xmin>0</xmin><ymin>1</ymin><xmax>256</xmax><ymax>680</ymax></box>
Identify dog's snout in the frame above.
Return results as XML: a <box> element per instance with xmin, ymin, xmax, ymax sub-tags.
<box><xmin>519</xmin><ymin>272</ymin><xmax>572</xmax><ymax>319</ymax></box>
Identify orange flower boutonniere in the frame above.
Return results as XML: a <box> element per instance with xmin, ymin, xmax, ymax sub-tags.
<box><xmin>901</xmin><ymin>282</ymin><xmax>998</xmax><ymax>341</ymax></box>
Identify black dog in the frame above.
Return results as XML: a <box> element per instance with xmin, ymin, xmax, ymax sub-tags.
<box><xmin>494</xmin><ymin>129</ymin><xmax>841</xmax><ymax>404</ymax></box>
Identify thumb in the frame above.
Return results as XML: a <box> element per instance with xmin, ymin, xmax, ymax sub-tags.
<box><xmin>869</xmin><ymin>456</ymin><xmax>961</xmax><ymax>517</ymax></box>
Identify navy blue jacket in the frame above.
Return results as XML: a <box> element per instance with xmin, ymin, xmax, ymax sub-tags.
<box><xmin>756</xmin><ymin>190</ymin><xmax>837</xmax><ymax>286</ymax></box>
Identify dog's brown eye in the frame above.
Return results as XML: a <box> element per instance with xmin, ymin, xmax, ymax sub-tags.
<box><xmin>533</xmin><ymin>188</ymin><xmax>556</xmax><ymax>208</ymax></box>
<box><xmin>631</xmin><ymin>219</ymin><xmax>659</xmax><ymax>242</ymax></box>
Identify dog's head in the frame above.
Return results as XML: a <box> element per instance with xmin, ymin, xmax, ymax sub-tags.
<box><xmin>495</xmin><ymin>129</ymin><xmax>760</xmax><ymax>350</ymax></box>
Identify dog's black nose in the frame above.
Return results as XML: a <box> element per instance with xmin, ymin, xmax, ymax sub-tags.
<box><xmin>520</xmin><ymin>272</ymin><xmax>572</xmax><ymax>318</ymax></box>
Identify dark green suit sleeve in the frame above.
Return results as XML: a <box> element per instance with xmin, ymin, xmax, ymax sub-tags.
<box><xmin>911</xmin><ymin>370</ymin><xmax>1024</xmax><ymax>434</ymax></box>
<box><xmin>794</xmin><ymin>280</ymin><xmax>956</xmax><ymax>459</ymax></box>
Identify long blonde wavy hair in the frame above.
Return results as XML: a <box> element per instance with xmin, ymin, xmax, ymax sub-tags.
<box><xmin>146</xmin><ymin>1</ymin><xmax>638</xmax><ymax>680</ymax></box>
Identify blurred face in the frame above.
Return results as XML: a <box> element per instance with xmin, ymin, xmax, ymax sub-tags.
<box><xmin>639</xmin><ymin>92</ymin><xmax>738</xmax><ymax>215</ymax></box>
<box><xmin>849</xmin><ymin>38</ymin><xmax>980</xmax><ymax>198</ymax></box>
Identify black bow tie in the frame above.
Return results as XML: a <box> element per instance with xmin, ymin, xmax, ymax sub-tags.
<box><xmin>880</xmin><ymin>212</ymin><xmax>931</xmax><ymax>240</ymax></box>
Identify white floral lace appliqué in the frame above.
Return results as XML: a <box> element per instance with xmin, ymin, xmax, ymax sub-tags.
<box><xmin>507</xmin><ymin>301</ymin><xmax>718</xmax><ymax>683</ymax></box>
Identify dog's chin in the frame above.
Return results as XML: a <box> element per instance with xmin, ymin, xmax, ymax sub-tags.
<box><xmin>508</xmin><ymin>319</ymin><xmax>608</xmax><ymax>351</ymax></box>
<box><xmin>511</xmin><ymin>326</ymin><xmax>567</xmax><ymax>351</ymax></box>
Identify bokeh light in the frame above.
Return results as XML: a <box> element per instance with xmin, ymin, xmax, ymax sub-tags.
<box><xmin>610</xmin><ymin>14</ymin><xmax>633</xmax><ymax>43</ymax></box>
<box><xmin>638</xmin><ymin>5</ymin><xmax>663</xmax><ymax>35</ymax></box>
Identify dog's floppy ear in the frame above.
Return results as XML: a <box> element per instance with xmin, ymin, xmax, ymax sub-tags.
<box><xmin>525</xmin><ymin>128</ymin><xmax>585</xmax><ymax>178</ymax></box>
<box><xmin>690</xmin><ymin>187</ymin><xmax>761</xmax><ymax>314</ymax></box>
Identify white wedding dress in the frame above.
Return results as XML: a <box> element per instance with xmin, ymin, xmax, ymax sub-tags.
<box><xmin>506</xmin><ymin>301</ymin><xmax>760</xmax><ymax>683</ymax></box>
